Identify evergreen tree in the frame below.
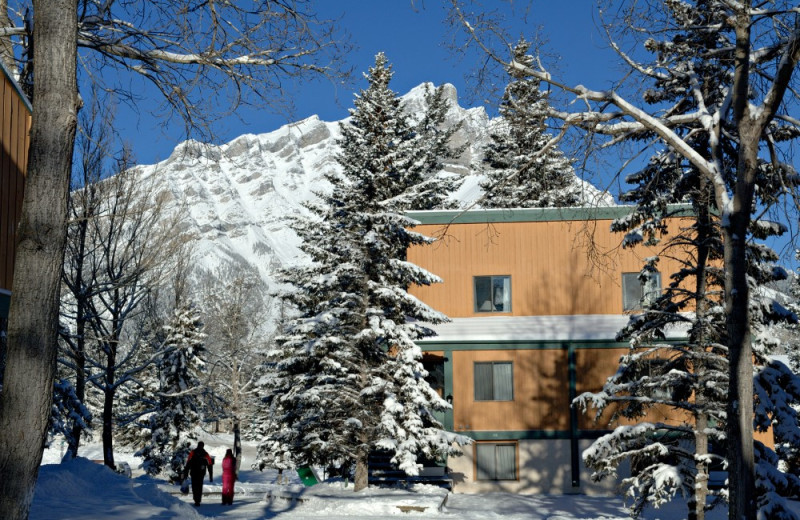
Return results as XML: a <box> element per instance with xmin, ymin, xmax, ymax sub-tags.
<box><xmin>480</xmin><ymin>38</ymin><xmax>580</xmax><ymax>208</ymax></box>
<box><xmin>549</xmin><ymin>1</ymin><xmax>800</xmax><ymax>517</ymax></box>
<box><xmin>48</xmin><ymin>377</ymin><xmax>91</xmax><ymax>457</ymax></box>
<box><xmin>578</xmin><ymin>150</ymin><xmax>798</xmax><ymax>520</ymax></box>
<box><xmin>136</xmin><ymin>304</ymin><xmax>206</xmax><ymax>482</ymax></box>
<box><xmin>404</xmin><ymin>84</ymin><xmax>467</xmax><ymax>210</ymax></box>
<box><xmin>450</xmin><ymin>2</ymin><xmax>800</xmax><ymax>518</ymax></box>
<box><xmin>256</xmin><ymin>53</ymin><xmax>467</xmax><ymax>491</ymax></box>
<box><xmin>578</xmin><ymin>154</ymin><xmax>730</xmax><ymax>519</ymax></box>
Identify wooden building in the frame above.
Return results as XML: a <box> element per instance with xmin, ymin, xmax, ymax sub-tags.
<box><xmin>0</xmin><ymin>61</ymin><xmax>31</xmax><ymax>319</ymax></box>
<box><xmin>406</xmin><ymin>205</ymin><xmax>696</xmax><ymax>494</ymax></box>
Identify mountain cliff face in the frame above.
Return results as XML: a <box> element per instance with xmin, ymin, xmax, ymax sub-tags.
<box><xmin>135</xmin><ymin>83</ymin><xmax>611</xmax><ymax>295</ymax></box>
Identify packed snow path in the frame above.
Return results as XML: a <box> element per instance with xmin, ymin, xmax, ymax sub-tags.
<box><xmin>31</xmin><ymin>435</ymin><xmax>745</xmax><ymax>519</ymax></box>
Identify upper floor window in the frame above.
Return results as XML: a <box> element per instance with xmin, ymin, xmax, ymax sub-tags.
<box><xmin>474</xmin><ymin>361</ymin><xmax>513</xmax><ymax>401</ymax></box>
<box><xmin>622</xmin><ymin>271</ymin><xmax>661</xmax><ymax>311</ymax></box>
<box><xmin>474</xmin><ymin>275</ymin><xmax>511</xmax><ymax>313</ymax></box>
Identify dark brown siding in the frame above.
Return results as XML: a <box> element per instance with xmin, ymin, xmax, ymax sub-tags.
<box><xmin>0</xmin><ymin>71</ymin><xmax>31</xmax><ymax>293</ymax></box>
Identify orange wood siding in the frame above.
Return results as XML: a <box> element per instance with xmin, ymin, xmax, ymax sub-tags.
<box><xmin>574</xmin><ymin>347</ymin><xmax>629</xmax><ymax>430</ymax></box>
<box><xmin>574</xmin><ymin>347</ymin><xmax>690</xmax><ymax>429</ymax></box>
<box><xmin>408</xmin><ymin>218</ymin><xmax>693</xmax><ymax>318</ymax></box>
<box><xmin>450</xmin><ymin>347</ymin><xmax>693</xmax><ymax>434</ymax></box>
<box><xmin>452</xmin><ymin>349</ymin><xmax>571</xmax><ymax>432</ymax></box>
<box><xmin>0</xmin><ymin>72</ymin><xmax>30</xmax><ymax>293</ymax></box>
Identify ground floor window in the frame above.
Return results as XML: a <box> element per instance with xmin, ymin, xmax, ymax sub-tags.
<box><xmin>476</xmin><ymin>442</ymin><xmax>517</xmax><ymax>481</ymax></box>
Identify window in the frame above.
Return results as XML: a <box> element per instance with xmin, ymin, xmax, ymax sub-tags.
<box><xmin>474</xmin><ymin>275</ymin><xmax>511</xmax><ymax>313</ymax></box>
<box><xmin>622</xmin><ymin>271</ymin><xmax>661</xmax><ymax>311</ymax></box>
<box><xmin>474</xmin><ymin>361</ymin><xmax>513</xmax><ymax>401</ymax></box>
<box><xmin>476</xmin><ymin>442</ymin><xmax>517</xmax><ymax>481</ymax></box>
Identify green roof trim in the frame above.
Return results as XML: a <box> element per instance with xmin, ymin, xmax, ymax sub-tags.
<box><xmin>419</xmin><ymin>338</ymin><xmax>685</xmax><ymax>351</ymax></box>
<box><xmin>405</xmin><ymin>204</ymin><xmax>694</xmax><ymax>225</ymax></box>
<box><xmin>463</xmin><ymin>429</ymin><xmax>613</xmax><ymax>441</ymax></box>
<box><xmin>419</xmin><ymin>339</ymin><xmax>630</xmax><ymax>351</ymax></box>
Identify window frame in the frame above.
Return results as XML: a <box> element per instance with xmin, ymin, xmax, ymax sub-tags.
<box><xmin>475</xmin><ymin>441</ymin><xmax>518</xmax><ymax>481</ymax></box>
<box><xmin>622</xmin><ymin>271</ymin><xmax>662</xmax><ymax>311</ymax></box>
<box><xmin>474</xmin><ymin>361</ymin><xmax>514</xmax><ymax>402</ymax></box>
<box><xmin>473</xmin><ymin>275</ymin><xmax>512</xmax><ymax>313</ymax></box>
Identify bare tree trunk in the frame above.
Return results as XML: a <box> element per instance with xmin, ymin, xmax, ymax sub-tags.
<box><xmin>725</xmin><ymin>157</ymin><xmax>758</xmax><ymax>520</ymax></box>
<box><xmin>102</xmin><ymin>386</ymin><xmax>115</xmax><ymax>469</ymax></box>
<box><xmin>102</xmin><ymin>312</ymin><xmax>119</xmax><ymax>469</ymax></box>
<box><xmin>233</xmin><ymin>419</ymin><xmax>242</xmax><ymax>476</ymax></box>
<box><xmin>692</xmin><ymin>410</ymin><xmax>709</xmax><ymax>520</ymax></box>
<box><xmin>0</xmin><ymin>2</ymin><xmax>78</xmax><ymax>519</ymax></box>
<box><xmin>689</xmin><ymin>183</ymin><xmax>713</xmax><ymax>520</ymax></box>
<box><xmin>67</xmin><ymin>346</ymin><xmax>86</xmax><ymax>458</ymax></box>
<box><xmin>0</xmin><ymin>318</ymin><xmax>6</xmax><ymax>388</ymax></box>
<box><xmin>353</xmin><ymin>450</ymin><xmax>369</xmax><ymax>492</ymax></box>
<box><xmin>66</xmin><ymin>215</ymin><xmax>90</xmax><ymax>459</ymax></box>
<box><xmin>725</xmin><ymin>220</ymin><xmax>755</xmax><ymax>520</ymax></box>
<box><xmin>725</xmin><ymin>11</ymin><xmax>759</xmax><ymax>519</ymax></box>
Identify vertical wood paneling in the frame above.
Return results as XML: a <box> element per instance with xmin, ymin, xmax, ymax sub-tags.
<box><xmin>574</xmin><ymin>347</ymin><xmax>628</xmax><ymax>430</ymax></box>
<box><xmin>8</xmin><ymin>81</ymin><xmax>18</xmax><ymax>290</ymax></box>
<box><xmin>408</xmin><ymin>218</ymin><xmax>693</xmax><ymax>318</ymax></box>
<box><xmin>13</xmin><ymin>84</ymin><xmax>26</xmax><ymax>288</ymax></box>
<box><xmin>0</xmin><ymin>79</ymin><xmax>11</xmax><ymax>290</ymax></box>
<box><xmin>0</xmin><ymin>73</ymin><xmax>31</xmax><ymax>293</ymax></box>
<box><xmin>575</xmin><ymin>347</ymin><xmax>691</xmax><ymax>430</ymax></box>
<box><xmin>452</xmin><ymin>349</ymin><xmax>570</xmax><ymax>432</ymax></box>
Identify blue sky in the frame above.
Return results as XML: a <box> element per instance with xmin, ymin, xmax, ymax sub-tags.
<box><xmin>117</xmin><ymin>1</ymin><xmax>618</xmax><ymax>167</ymax></box>
<box><xmin>102</xmin><ymin>0</ymin><xmax>798</xmax><ymax>264</ymax></box>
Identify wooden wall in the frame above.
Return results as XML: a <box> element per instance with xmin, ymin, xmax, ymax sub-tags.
<box><xmin>450</xmin><ymin>347</ymin><xmax>693</xmax><ymax>434</ymax></box>
<box><xmin>407</xmin><ymin>217</ymin><xmax>693</xmax><ymax>318</ymax></box>
<box><xmin>452</xmin><ymin>349</ymin><xmax>571</xmax><ymax>432</ymax></box>
<box><xmin>574</xmin><ymin>347</ymin><xmax>688</xmax><ymax>430</ymax></box>
<box><xmin>0</xmin><ymin>70</ymin><xmax>30</xmax><ymax>294</ymax></box>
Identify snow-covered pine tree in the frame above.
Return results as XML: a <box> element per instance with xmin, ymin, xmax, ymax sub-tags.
<box><xmin>776</xmin><ymin>269</ymin><xmax>800</xmax><ymax>479</ymax></box>
<box><xmin>137</xmin><ymin>303</ymin><xmax>206</xmax><ymax>482</ymax></box>
<box><xmin>402</xmin><ymin>84</ymin><xmax>466</xmax><ymax>210</ymax></box>
<box><xmin>563</xmin><ymin>1</ymin><xmax>800</xmax><ymax>517</ymax></box>
<box><xmin>253</xmin><ymin>233</ymin><xmax>368</xmax><ymax>478</ymax></box>
<box><xmin>578</xmin><ymin>152</ymin><xmax>730</xmax><ymax>520</ymax></box>
<box><xmin>578</xmin><ymin>154</ymin><xmax>799</xmax><ymax>519</ymax></box>
<box><xmin>48</xmin><ymin>377</ymin><xmax>91</xmax><ymax>457</ymax></box>
<box><xmin>256</xmin><ymin>53</ymin><xmax>467</xmax><ymax>491</ymax></box>
<box><xmin>480</xmin><ymin>38</ymin><xmax>580</xmax><ymax>209</ymax></box>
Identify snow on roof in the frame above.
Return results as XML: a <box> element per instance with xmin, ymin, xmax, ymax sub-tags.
<box><xmin>419</xmin><ymin>314</ymin><xmax>688</xmax><ymax>343</ymax></box>
<box><xmin>406</xmin><ymin>203</ymin><xmax>694</xmax><ymax>226</ymax></box>
<box><xmin>0</xmin><ymin>59</ymin><xmax>31</xmax><ymax>113</ymax></box>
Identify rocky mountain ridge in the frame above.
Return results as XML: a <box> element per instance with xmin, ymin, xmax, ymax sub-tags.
<box><xmin>134</xmin><ymin>82</ymin><xmax>611</xmax><ymax>298</ymax></box>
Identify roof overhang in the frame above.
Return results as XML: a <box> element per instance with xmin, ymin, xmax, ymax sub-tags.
<box><xmin>417</xmin><ymin>314</ymin><xmax>690</xmax><ymax>344</ymax></box>
<box><xmin>405</xmin><ymin>204</ymin><xmax>694</xmax><ymax>225</ymax></box>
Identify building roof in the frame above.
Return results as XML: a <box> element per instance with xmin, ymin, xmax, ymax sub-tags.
<box><xmin>418</xmin><ymin>314</ymin><xmax>689</xmax><ymax>344</ymax></box>
<box><xmin>405</xmin><ymin>204</ymin><xmax>694</xmax><ymax>225</ymax></box>
<box><xmin>0</xmin><ymin>58</ymin><xmax>31</xmax><ymax>113</ymax></box>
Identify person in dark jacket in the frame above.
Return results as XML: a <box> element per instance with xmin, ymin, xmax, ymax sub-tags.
<box><xmin>184</xmin><ymin>441</ymin><xmax>214</xmax><ymax>506</ymax></box>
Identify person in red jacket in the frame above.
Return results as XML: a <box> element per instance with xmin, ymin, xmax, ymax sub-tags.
<box><xmin>221</xmin><ymin>448</ymin><xmax>236</xmax><ymax>505</ymax></box>
<box><xmin>184</xmin><ymin>441</ymin><xmax>214</xmax><ymax>506</ymax></box>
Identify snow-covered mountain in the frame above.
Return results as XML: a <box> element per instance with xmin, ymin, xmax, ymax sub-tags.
<box><xmin>135</xmin><ymin>83</ymin><xmax>611</xmax><ymax>295</ymax></box>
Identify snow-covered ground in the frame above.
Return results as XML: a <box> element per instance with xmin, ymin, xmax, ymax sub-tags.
<box><xmin>31</xmin><ymin>434</ymin><xmax>728</xmax><ymax>519</ymax></box>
